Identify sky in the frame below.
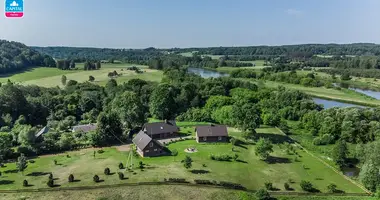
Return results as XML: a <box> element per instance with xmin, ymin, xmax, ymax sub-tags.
<box><xmin>0</xmin><ymin>0</ymin><xmax>380</xmax><ymax>48</ymax></box>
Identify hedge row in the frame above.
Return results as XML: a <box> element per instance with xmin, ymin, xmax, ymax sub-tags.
<box><xmin>194</xmin><ymin>179</ymin><xmax>246</xmax><ymax>190</ymax></box>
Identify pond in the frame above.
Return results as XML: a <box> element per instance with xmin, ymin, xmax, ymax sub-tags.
<box><xmin>313</xmin><ymin>98</ymin><xmax>365</xmax><ymax>109</ymax></box>
<box><xmin>341</xmin><ymin>166</ymin><xmax>360</xmax><ymax>177</ymax></box>
<box><xmin>188</xmin><ymin>67</ymin><xmax>228</xmax><ymax>78</ymax></box>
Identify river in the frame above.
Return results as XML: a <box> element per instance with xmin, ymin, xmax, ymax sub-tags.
<box><xmin>350</xmin><ymin>88</ymin><xmax>380</xmax><ymax>100</ymax></box>
<box><xmin>188</xmin><ymin>68</ymin><xmax>367</xmax><ymax>108</ymax></box>
<box><xmin>313</xmin><ymin>98</ymin><xmax>365</xmax><ymax>109</ymax></box>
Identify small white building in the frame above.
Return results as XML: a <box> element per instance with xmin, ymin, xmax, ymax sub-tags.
<box><xmin>72</xmin><ymin>124</ymin><xmax>97</xmax><ymax>133</ymax></box>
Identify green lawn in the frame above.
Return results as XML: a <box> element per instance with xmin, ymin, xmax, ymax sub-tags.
<box><xmin>0</xmin><ymin>127</ymin><xmax>365</xmax><ymax>193</ymax></box>
<box><xmin>0</xmin><ymin>64</ymin><xmax>162</xmax><ymax>87</ymax></box>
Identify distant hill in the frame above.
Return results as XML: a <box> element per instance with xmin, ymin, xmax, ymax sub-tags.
<box><xmin>0</xmin><ymin>40</ymin><xmax>56</xmax><ymax>74</ymax></box>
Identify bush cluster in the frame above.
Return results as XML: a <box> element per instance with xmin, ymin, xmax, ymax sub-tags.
<box><xmin>165</xmin><ymin>178</ymin><xmax>187</xmax><ymax>183</ymax></box>
<box><xmin>104</xmin><ymin>167</ymin><xmax>111</xmax><ymax>175</ymax></box>
<box><xmin>264</xmin><ymin>182</ymin><xmax>274</xmax><ymax>190</ymax></box>
<box><xmin>93</xmin><ymin>175</ymin><xmax>100</xmax><ymax>183</ymax></box>
<box><xmin>68</xmin><ymin>174</ymin><xmax>74</xmax><ymax>182</ymax></box>
<box><xmin>47</xmin><ymin>178</ymin><xmax>54</xmax><ymax>187</ymax></box>
<box><xmin>219</xmin><ymin>181</ymin><xmax>246</xmax><ymax>190</ymax></box>
<box><xmin>23</xmin><ymin>180</ymin><xmax>28</xmax><ymax>187</ymax></box>
<box><xmin>118</xmin><ymin>172</ymin><xmax>124</xmax><ymax>180</ymax></box>
<box><xmin>118</xmin><ymin>162</ymin><xmax>124</xmax><ymax>169</ymax></box>
<box><xmin>209</xmin><ymin>154</ymin><xmax>232</xmax><ymax>161</ymax></box>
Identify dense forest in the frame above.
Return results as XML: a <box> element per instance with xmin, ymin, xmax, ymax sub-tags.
<box><xmin>173</xmin><ymin>43</ymin><xmax>380</xmax><ymax>56</ymax></box>
<box><xmin>0</xmin><ymin>40</ymin><xmax>55</xmax><ymax>74</ymax></box>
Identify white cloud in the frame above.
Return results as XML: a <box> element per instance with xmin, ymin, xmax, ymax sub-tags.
<box><xmin>10</xmin><ymin>1</ymin><xmax>19</xmax><ymax>7</ymax></box>
<box><xmin>285</xmin><ymin>9</ymin><xmax>302</xmax><ymax>16</ymax></box>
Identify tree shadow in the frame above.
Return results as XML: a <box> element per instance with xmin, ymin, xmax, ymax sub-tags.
<box><xmin>109</xmin><ymin>172</ymin><xmax>115</xmax><ymax>175</ymax></box>
<box><xmin>334</xmin><ymin>189</ymin><xmax>345</xmax><ymax>194</ymax></box>
<box><xmin>190</xmin><ymin>169</ymin><xmax>210</xmax><ymax>174</ymax></box>
<box><xmin>4</xmin><ymin>169</ymin><xmax>18</xmax><ymax>174</ymax></box>
<box><xmin>269</xmin><ymin>187</ymin><xmax>281</xmax><ymax>191</ymax></box>
<box><xmin>0</xmin><ymin>180</ymin><xmax>14</xmax><ymax>184</ymax></box>
<box><xmin>120</xmin><ymin>177</ymin><xmax>129</xmax><ymax>180</ymax></box>
<box><xmin>96</xmin><ymin>180</ymin><xmax>104</xmax><ymax>183</ymax></box>
<box><xmin>236</xmin><ymin>159</ymin><xmax>248</xmax><ymax>164</ymax></box>
<box><xmin>26</xmin><ymin>172</ymin><xmax>49</xmax><ymax>176</ymax></box>
<box><xmin>51</xmin><ymin>184</ymin><xmax>61</xmax><ymax>188</ymax></box>
<box><xmin>53</xmin><ymin>178</ymin><xmax>59</xmax><ymax>180</ymax></box>
<box><xmin>145</xmin><ymin>166</ymin><xmax>157</xmax><ymax>170</ymax></box>
<box><xmin>315</xmin><ymin>178</ymin><xmax>323</xmax><ymax>180</ymax></box>
<box><xmin>24</xmin><ymin>184</ymin><xmax>34</xmax><ymax>187</ymax></box>
<box><xmin>265</xmin><ymin>156</ymin><xmax>291</xmax><ymax>164</ymax></box>
<box><xmin>256</xmin><ymin>133</ymin><xmax>294</xmax><ymax>144</ymax></box>
<box><xmin>72</xmin><ymin>179</ymin><xmax>81</xmax><ymax>182</ymax></box>
<box><xmin>236</xmin><ymin>144</ymin><xmax>248</xmax><ymax>149</ymax></box>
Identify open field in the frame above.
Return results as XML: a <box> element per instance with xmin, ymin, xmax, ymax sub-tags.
<box><xmin>0</xmin><ymin>64</ymin><xmax>162</xmax><ymax>87</ymax></box>
<box><xmin>0</xmin><ymin>185</ymin><xmax>372</xmax><ymax>200</ymax></box>
<box><xmin>0</xmin><ymin>126</ymin><xmax>365</xmax><ymax>194</ymax></box>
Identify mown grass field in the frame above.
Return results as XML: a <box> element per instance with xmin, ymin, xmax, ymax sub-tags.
<box><xmin>0</xmin><ymin>185</ymin><xmax>373</xmax><ymax>200</ymax></box>
<box><xmin>0</xmin><ymin>126</ymin><xmax>365</xmax><ymax>194</ymax></box>
<box><xmin>0</xmin><ymin>63</ymin><xmax>163</xmax><ymax>87</ymax></box>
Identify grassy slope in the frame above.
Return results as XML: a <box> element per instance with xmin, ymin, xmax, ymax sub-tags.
<box><xmin>0</xmin><ymin>63</ymin><xmax>162</xmax><ymax>87</ymax></box>
<box><xmin>0</xmin><ymin>126</ymin><xmax>364</xmax><ymax>193</ymax></box>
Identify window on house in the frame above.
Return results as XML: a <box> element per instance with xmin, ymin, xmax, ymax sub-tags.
<box><xmin>145</xmin><ymin>150</ymin><xmax>149</xmax><ymax>153</ymax></box>
<box><xmin>160</xmin><ymin>126</ymin><xmax>163</xmax><ymax>130</ymax></box>
<box><xmin>154</xmin><ymin>148</ymin><xmax>157</xmax><ymax>151</ymax></box>
<box><xmin>203</xmin><ymin>137</ymin><xmax>207</xmax><ymax>141</ymax></box>
<box><xmin>150</xmin><ymin>142</ymin><xmax>154</xmax><ymax>147</ymax></box>
<box><xmin>218</xmin><ymin>136</ymin><xmax>222</xmax><ymax>141</ymax></box>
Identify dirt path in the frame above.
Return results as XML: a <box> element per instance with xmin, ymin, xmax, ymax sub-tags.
<box><xmin>275</xmin><ymin>127</ymin><xmax>371</xmax><ymax>194</ymax></box>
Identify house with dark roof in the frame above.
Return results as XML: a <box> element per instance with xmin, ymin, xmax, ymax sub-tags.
<box><xmin>132</xmin><ymin>131</ymin><xmax>165</xmax><ymax>157</ymax></box>
<box><xmin>35</xmin><ymin>126</ymin><xmax>49</xmax><ymax>138</ymax></box>
<box><xmin>72</xmin><ymin>124</ymin><xmax>97</xmax><ymax>133</ymax></box>
<box><xmin>141</xmin><ymin>120</ymin><xmax>179</xmax><ymax>139</ymax></box>
<box><xmin>195</xmin><ymin>124</ymin><xmax>229</xmax><ymax>143</ymax></box>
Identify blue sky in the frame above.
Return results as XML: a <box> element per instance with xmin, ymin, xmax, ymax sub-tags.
<box><xmin>1</xmin><ymin>0</ymin><xmax>379</xmax><ymax>48</ymax></box>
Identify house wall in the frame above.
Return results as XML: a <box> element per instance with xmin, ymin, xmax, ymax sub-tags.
<box><xmin>197</xmin><ymin>136</ymin><xmax>228</xmax><ymax>143</ymax></box>
<box><xmin>141</xmin><ymin>141</ymin><xmax>163</xmax><ymax>157</ymax></box>
<box><xmin>150</xmin><ymin>132</ymin><xmax>178</xmax><ymax>139</ymax></box>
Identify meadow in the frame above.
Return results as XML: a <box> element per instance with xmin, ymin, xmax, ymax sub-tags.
<box><xmin>0</xmin><ymin>63</ymin><xmax>163</xmax><ymax>87</ymax></box>
<box><xmin>0</xmin><ymin>126</ymin><xmax>365</xmax><ymax>194</ymax></box>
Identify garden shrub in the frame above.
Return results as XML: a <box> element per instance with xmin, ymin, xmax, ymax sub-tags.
<box><xmin>194</xmin><ymin>179</ymin><xmax>213</xmax><ymax>185</ymax></box>
<box><xmin>219</xmin><ymin>181</ymin><xmax>246</xmax><ymax>190</ymax></box>
<box><xmin>166</xmin><ymin>178</ymin><xmax>187</xmax><ymax>183</ymax></box>
<box><xmin>300</xmin><ymin>180</ymin><xmax>314</xmax><ymax>192</ymax></box>
<box><xmin>264</xmin><ymin>182</ymin><xmax>273</xmax><ymax>190</ymax></box>
<box><xmin>118</xmin><ymin>172</ymin><xmax>124</xmax><ymax>180</ymax></box>
<box><xmin>284</xmin><ymin>182</ymin><xmax>291</xmax><ymax>190</ymax></box>
<box><xmin>209</xmin><ymin>154</ymin><xmax>232</xmax><ymax>161</ymax></box>
<box><xmin>118</xmin><ymin>162</ymin><xmax>124</xmax><ymax>169</ymax></box>
<box><xmin>97</xmin><ymin>149</ymin><xmax>105</xmax><ymax>154</ymax></box>
<box><xmin>23</xmin><ymin>180</ymin><xmax>28</xmax><ymax>187</ymax></box>
<box><xmin>49</xmin><ymin>173</ymin><xmax>53</xmax><ymax>180</ymax></box>
<box><xmin>104</xmin><ymin>167</ymin><xmax>110</xmax><ymax>175</ymax></box>
<box><xmin>47</xmin><ymin>179</ymin><xmax>54</xmax><ymax>187</ymax></box>
<box><xmin>68</xmin><ymin>174</ymin><xmax>74</xmax><ymax>182</ymax></box>
<box><xmin>327</xmin><ymin>183</ymin><xmax>337</xmax><ymax>193</ymax></box>
<box><xmin>171</xmin><ymin>149</ymin><xmax>178</xmax><ymax>156</ymax></box>
<box><xmin>255</xmin><ymin>189</ymin><xmax>271</xmax><ymax>200</ymax></box>
<box><xmin>93</xmin><ymin>175</ymin><xmax>100</xmax><ymax>183</ymax></box>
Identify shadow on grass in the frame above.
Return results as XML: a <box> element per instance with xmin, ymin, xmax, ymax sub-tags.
<box><xmin>53</xmin><ymin>178</ymin><xmax>59</xmax><ymax>181</ymax></box>
<box><xmin>265</xmin><ymin>156</ymin><xmax>291</xmax><ymax>164</ymax></box>
<box><xmin>145</xmin><ymin>166</ymin><xmax>157</xmax><ymax>170</ymax></box>
<box><xmin>120</xmin><ymin>177</ymin><xmax>129</xmax><ymax>180</ymax></box>
<box><xmin>236</xmin><ymin>144</ymin><xmax>248</xmax><ymax>149</ymax></box>
<box><xmin>24</xmin><ymin>184</ymin><xmax>34</xmax><ymax>187</ymax></box>
<box><xmin>256</xmin><ymin>133</ymin><xmax>294</xmax><ymax>144</ymax></box>
<box><xmin>0</xmin><ymin>180</ymin><xmax>14</xmax><ymax>184</ymax></box>
<box><xmin>334</xmin><ymin>189</ymin><xmax>345</xmax><ymax>194</ymax></box>
<box><xmin>51</xmin><ymin>184</ymin><xmax>61</xmax><ymax>188</ymax></box>
<box><xmin>95</xmin><ymin>180</ymin><xmax>105</xmax><ymax>183</ymax></box>
<box><xmin>236</xmin><ymin>159</ymin><xmax>248</xmax><ymax>164</ymax></box>
<box><xmin>190</xmin><ymin>169</ymin><xmax>209</xmax><ymax>174</ymax></box>
<box><xmin>108</xmin><ymin>172</ymin><xmax>116</xmax><ymax>175</ymax></box>
<box><xmin>72</xmin><ymin>179</ymin><xmax>81</xmax><ymax>182</ymax></box>
<box><xmin>26</xmin><ymin>172</ymin><xmax>49</xmax><ymax>176</ymax></box>
<box><xmin>4</xmin><ymin>169</ymin><xmax>18</xmax><ymax>174</ymax></box>
<box><xmin>315</xmin><ymin>178</ymin><xmax>323</xmax><ymax>180</ymax></box>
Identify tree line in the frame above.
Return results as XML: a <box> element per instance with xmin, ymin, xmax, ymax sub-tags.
<box><xmin>0</xmin><ymin>40</ymin><xmax>56</xmax><ymax>74</ymax></box>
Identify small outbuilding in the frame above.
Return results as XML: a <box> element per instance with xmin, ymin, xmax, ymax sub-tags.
<box><xmin>195</xmin><ymin>124</ymin><xmax>229</xmax><ymax>143</ymax></box>
<box><xmin>72</xmin><ymin>123</ymin><xmax>97</xmax><ymax>133</ymax></box>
